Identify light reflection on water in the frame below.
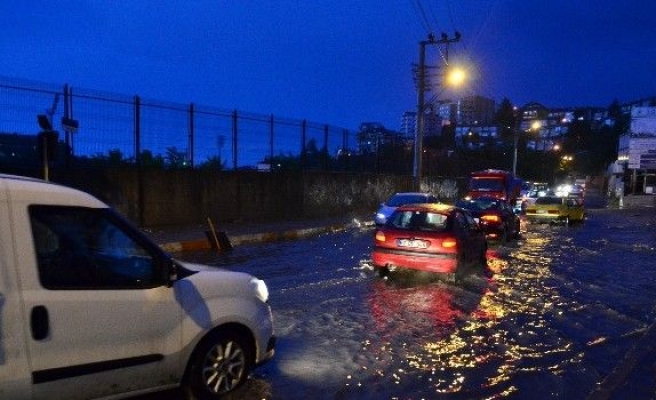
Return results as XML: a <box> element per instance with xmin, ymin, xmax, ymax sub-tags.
<box><xmin>353</xmin><ymin>228</ymin><xmax>588</xmax><ymax>399</ymax></box>
<box><xmin>168</xmin><ymin>211</ymin><xmax>656</xmax><ymax>399</ymax></box>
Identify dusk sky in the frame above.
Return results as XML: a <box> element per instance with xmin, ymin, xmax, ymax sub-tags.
<box><xmin>2</xmin><ymin>1</ymin><xmax>655</xmax><ymax>130</ymax></box>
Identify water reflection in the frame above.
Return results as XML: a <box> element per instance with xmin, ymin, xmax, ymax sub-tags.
<box><xmin>351</xmin><ymin>235</ymin><xmax>589</xmax><ymax>399</ymax></box>
<box><xmin>359</xmin><ymin>271</ymin><xmax>494</xmax><ymax>396</ymax></box>
<box><xmin>367</xmin><ymin>277</ymin><xmax>467</xmax><ymax>342</ymax></box>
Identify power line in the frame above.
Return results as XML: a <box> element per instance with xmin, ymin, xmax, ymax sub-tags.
<box><xmin>411</xmin><ymin>0</ymin><xmax>433</xmax><ymax>34</ymax></box>
<box><xmin>409</xmin><ymin>2</ymin><xmax>504</xmax><ymax>108</ymax></box>
<box><xmin>424</xmin><ymin>0</ymin><xmax>442</xmax><ymax>34</ymax></box>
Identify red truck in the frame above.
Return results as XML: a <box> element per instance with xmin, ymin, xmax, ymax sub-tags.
<box><xmin>466</xmin><ymin>169</ymin><xmax>522</xmax><ymax>202</ymax></box>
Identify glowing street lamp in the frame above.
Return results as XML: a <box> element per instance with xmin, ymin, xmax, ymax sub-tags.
<box><xmin>414</xmin><ymin>33</ymin><xmax>462</xmax><ymax>191</ymax></box>
<box><xmin>446</xmin><ymin>67</ymin><xmax>466</xmax><ymax>87</ymax></box>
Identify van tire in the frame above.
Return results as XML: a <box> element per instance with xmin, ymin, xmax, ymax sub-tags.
<box><xmin>183</xmin><ymin>330</ymin><xmax>253</xmax><ymax>399</ymax></box>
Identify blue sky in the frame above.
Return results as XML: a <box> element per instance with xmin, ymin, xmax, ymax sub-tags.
<box><xmin>2</xmin><ymin>1</ymin><xmax>655</xmax><ymax>130</ymax></box>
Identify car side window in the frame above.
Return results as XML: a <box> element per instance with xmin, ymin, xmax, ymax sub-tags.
<box><xmin>30</xmin><ymin>205</ymin><xmax>159</xmax><ymax>290</ymax></box>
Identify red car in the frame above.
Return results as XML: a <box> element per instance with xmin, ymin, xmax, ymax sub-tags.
<box><xmin>372</xmin><ymin>203</ymin><xmax>488</xmax><ymax>282</ymax></box>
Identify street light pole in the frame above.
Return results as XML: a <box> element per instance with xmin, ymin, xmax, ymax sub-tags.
<box><xmin>414</xmin><ymin>33</ymin><xmax>461</xmax><ymax>192</ymax></box>
<box><xmin>512</xmin><ymin>113</ymin><xmax>520</xmax><ymax>176</ymax></box>
<box><xmin>414</xmin><ymin>39</ymin><xmax>427</xmax><ymax>191</ymax></box>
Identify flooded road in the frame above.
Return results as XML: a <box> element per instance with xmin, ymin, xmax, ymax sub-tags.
<box><xmin>151</xmin><ymin>207</ymin><xmax>656</xmax><ymax>399</ymax></box>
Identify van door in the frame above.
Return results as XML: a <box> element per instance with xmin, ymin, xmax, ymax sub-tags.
<box><xmin>17</xmin><ymin>205</ymin><xmax>183</xmax><ymax>400</ymax></box>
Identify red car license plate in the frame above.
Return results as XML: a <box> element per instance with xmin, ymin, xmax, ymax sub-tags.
<box><xmin>397</xmin><ymin>239</ymin><xmax>428</xmax><ymax>249</ymax></box>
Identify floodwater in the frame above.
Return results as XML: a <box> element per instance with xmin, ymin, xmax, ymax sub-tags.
<box><xmin>148</xmin><ymin>206</ymin><xmax>656</xmax><ymax>400</ymax></box>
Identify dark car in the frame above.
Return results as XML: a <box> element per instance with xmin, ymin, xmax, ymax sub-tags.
<box><xmin>456</xmin><ymin>197</ymin><xmax>521</xmax><ymax>243</ymax></box>
<box><xmin>371</xmin><ymin>203</ymin><xmax>488</xmax><ymax>282</ymax></box>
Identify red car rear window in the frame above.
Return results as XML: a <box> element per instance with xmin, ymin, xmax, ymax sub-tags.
<box><xmin>388</xmin><ymin>210</ymin><xmax>449</xmax><ymax>232</ymax></box>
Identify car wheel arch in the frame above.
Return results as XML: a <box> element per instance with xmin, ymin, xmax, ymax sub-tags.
<box><xmin>182</xmin><ymin>323</ymin><xmax>257</xmax><ymax>399</ymax></box>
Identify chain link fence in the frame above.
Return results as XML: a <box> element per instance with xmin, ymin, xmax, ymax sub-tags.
<box><xmin>0</xmin><ymin>76</ymin><xmax>360</xmax><ymax>172</ymax></box>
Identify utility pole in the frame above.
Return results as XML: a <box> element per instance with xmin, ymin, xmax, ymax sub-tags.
<box><xmin>513</xmin><ymin>109</ymin><xmax>520</xmax><ymax>176</ymax></box>
<box><xmin>414</xmin><ymin>32</ymin><xmax>461</xmax><ymax>191</ymax></box>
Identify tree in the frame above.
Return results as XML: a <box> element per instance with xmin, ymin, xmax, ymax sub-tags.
<box><xmin>82</xmin><ymin>148</ymin><xmax>131</xmax><ymax>167</ymax></box>
<box><xmin>494</xmin><ymin>97</ymin><xmax>516</xmax><ymax>145</ymax></box>
<box><xmin>165</xmin><ymin>147</ymin><xmax>188</xmax><ymax>169</ymax></box>
<box><xmin>107</xmin><ymin>149</ymin><xmax>129</xmax><ymax>166</ymax></box>
<box><xmin>586</xmin><ymin>100</ymin><xmax>630</xmax><ymax>174</ymax></box>
<box><xmin>265</xmin><ymin>153</ymin><xmax>301</xmax><ymax>170</ymax></box>
<box><xmin>564</xmin><ymin>109</ymin><xmax>592</xmax><ymax>155</ymax></box>
<box><xmin>198</xmin><ymin>156</ymin><xmax>226</xmax><ymax>170</ymax></box>
<box><xmin>140</xmin><ymin>150</ymin><xmax>165</xmax><ymax>168</ymax></box>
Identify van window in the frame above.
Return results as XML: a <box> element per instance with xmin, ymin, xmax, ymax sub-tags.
<box><xmin>29</xmin><ymin>206</ymin><xmax>159</xmax><ymax>290</ymax></box>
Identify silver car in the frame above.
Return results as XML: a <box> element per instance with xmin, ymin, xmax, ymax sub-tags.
<box><xmin>374</xmin><ymin>192</ymin><xmax>439</xmax><ymax>226</ymax></box>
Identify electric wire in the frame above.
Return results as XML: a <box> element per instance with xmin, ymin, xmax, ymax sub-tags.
<box><xmin>409</xmin><ymin>0</ymin><xmax>508</xmax><ymax>108</ymax></box>
<box><xmin>411</xmin><ymin>0</ymin><xmax>433</xmax><ymax>36</ymax></box>
<box><xmin>424</xmin><ymin>0</ymin><xmax>443</xmax><ymax>34</ymax></box>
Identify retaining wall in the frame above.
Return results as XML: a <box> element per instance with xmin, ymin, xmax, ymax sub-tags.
<box><xmin>51</xmin><ymin>168</ymin><xmax>453</xmax><ymax>228</ymax></box>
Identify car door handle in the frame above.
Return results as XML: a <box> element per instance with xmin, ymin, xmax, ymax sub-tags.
<box><xmin>31</xmin><ymin>305</ymin><xmax>50</xmax><ymax>340</ymax></box>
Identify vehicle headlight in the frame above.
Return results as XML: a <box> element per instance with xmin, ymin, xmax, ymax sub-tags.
<box><xmin>250</xmin><ymin>278</ymin><xmax>269</xmax><ymax>303</ymax></box>
<box><xmin>376</xmin><ymin>212</ymin><xmax>386</xmax><ymax>221</ymax></box>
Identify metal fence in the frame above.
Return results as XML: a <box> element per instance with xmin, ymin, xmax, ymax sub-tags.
<box><xmin>0</xmin><ymin>76</ymin><xmax>360</xmax><ymax>171</ymax></box>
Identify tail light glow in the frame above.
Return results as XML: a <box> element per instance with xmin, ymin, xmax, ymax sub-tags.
<box><xmin>442</xmin><ymin>238</ymin><xmax>457</xmax><ymax>248</ymax></box>
<box><xmin>481</xmin><ymin>214</ymin><xmax>501</xmax><ymax>223</ymax></box>
<box><xmin>375</xmin><ymin>231</ymin><xmax>386</xmax><ymax>242</ymax></box>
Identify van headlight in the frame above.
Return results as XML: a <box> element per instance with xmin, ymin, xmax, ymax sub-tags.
<box><xmin>250</xmin><ymin>278</ymin><xmax>269</xmax><ymax>303</ymax></box>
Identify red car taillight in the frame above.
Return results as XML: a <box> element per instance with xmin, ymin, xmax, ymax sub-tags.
<box><xmin>375</xmin><ymin>231</ymin><xmax>386</xmax><ymax>242</ymax></box>
<box><xmin>441</xmin><ymin>238</ymin><xmax>457</xmax><ymax>248</ymax></box>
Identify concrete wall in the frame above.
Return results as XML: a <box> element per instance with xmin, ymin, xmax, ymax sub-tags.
<box><xmin>622</xmin><ymin>194</ymin><xmax>656</xmax><ymax>208</ymax></box>
<box><xmin>52</xmin><ymin>168</ymin><xmax>446</xmax><ymax>228</ymax></box>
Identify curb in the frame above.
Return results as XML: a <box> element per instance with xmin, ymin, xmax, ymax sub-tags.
<box><xmin>160</xmin><ymin>219</ymin><xmax>374</xmax><ymax>253</ymax></box>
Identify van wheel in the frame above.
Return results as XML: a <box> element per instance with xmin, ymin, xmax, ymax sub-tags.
<box><xmin>183</xmin><ymin>330</ymin><xmax>252</xmax><ymax>400</ymax></box>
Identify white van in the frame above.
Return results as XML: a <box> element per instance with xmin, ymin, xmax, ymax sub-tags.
<box><xmin>0</xmin><ymin>174</ymin><xmax>275</xmax><ymax>399</ymax></box>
